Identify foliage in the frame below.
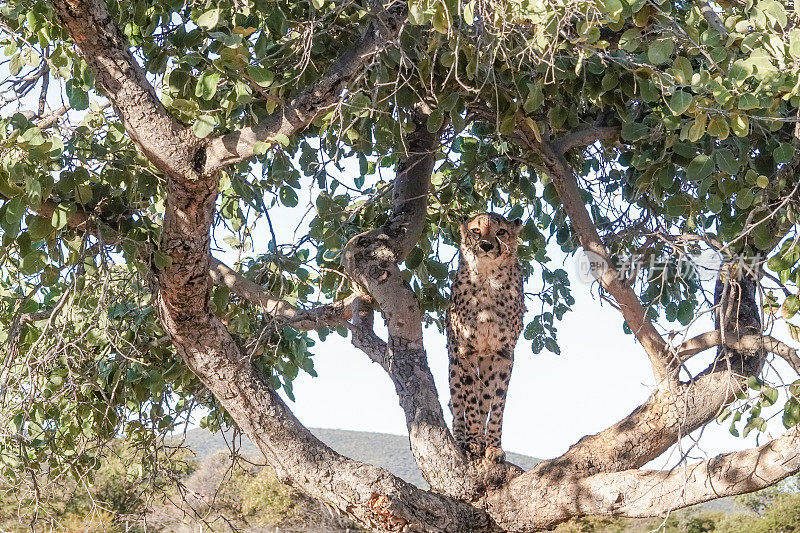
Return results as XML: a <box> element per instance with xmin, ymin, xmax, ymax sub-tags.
<box><xmin>0</xmin><ymin>441</ymin><xmax>195</xmax><ymax>532</ymax></box>
<box><xmin>0</xmin><ymin>439</ymin><xmax>358</xmax><ymax>532</ymax></box>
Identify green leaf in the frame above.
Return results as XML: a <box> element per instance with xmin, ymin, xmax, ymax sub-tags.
<box><xmin>668</xmin><ymin>90</ymin><xmax>693</xmax><ymax>116</ymax></box>
<box><xmin>432</xmin><ymin>3</ymin><xmax>449</xmax><ymax>33</ymax></box>
<box><xmin>280</xmin><ymin>186</ymin><xmax>299</xmax><ymax>207</ymax></box>
<box><xmin>3</xmin><ymin>196</ymin><xmax>25</xmax><ymax>233</ymax></box>
<box><xmin>273</xmin><ymin>133</ymin><xmax>290</xmax><ymax>147</ymax></box>
<box><xmin>705</xmin><ymin>194</ymin><xmax>723</xmax><ymax>214</ymax></box>
<box><xmin>621</xmin><ymin>122</ymin><xmax>648</xmax><ymax>142</ymax></box>
<box><xmin>686</xmin><ymin>154</ymin><xmax>714</xmax><ymax>182</ymax></box>
<box><xmin>714</xmin><ymin>149</ymin><xmax>738</xmax><ymax>175</ymax></box>
<box><xmin>8</xmin><ymin>53</ymin><xmax>22</xmax><ymax>76</ymax></box>
<box><xmin>195</xmin><ymin>71</ymin><xmax>221</xmax><ymax>100</ymax></box>
<box><xmin>761</xmin><ymin>386</ymin><xmax>779</xmax><ymax>406</ymax></box>
<box><xmin>738</xmin><ymin>93</ymin><xmax>759</xmax><ymax>110</ymax></box>
<box><xmin>677</xmin><ymin>300</ymin><xmax>693</xmax><ymax>325</ymax></box>
<box><xmin>247</xmin><ymin>66</ymin><xmax>275</xmax><ymax>87</ymax></box>
<box><xmin>774</xmin><ymin>143</ymin><xmax>794</xmax><ymax>164</ymax></box>
<box><xmin>783</xmin><ymin>398</ymin><xmax>800</xmax><ymax>428</ymax></box>
<box><xmin>65</xmin><ymin>81</ymin><xmax>89</xmax><ymax>111</ymax></box>
<box><xmin>463</xmin><ymin>0</ymin><xmax>475</xmax><ymax>24</ymax></box>
<box><xmin>51</xmin><ymin>203</ymin><xmax>71</xmax><ymax>230</ymax></box>
<box><xmin>21</xmin><ymin>250</ymin><xmax>47</xmax><ymax>275</ymax></box>
<box><xmin>197</xmin><ymin>9</ymin><xmax>220</xmax><ymax>29</ymax></box>
<box><xmin>647</xmin><ymin>40</ymin><xmax>674</xmax><ymax>65</ymax></box>
<box><xmin>427</xmin><ymin>110</ymin><xmax>445</xmax><ymax>133</ymax></box>
<box><xmin>192</xmin><ymin>115</ymin><xmax>216</xmax><ymax>138</ymax></box>
<box><xmin>707</xmin><ymin>115</ymin><xmax>729</xmax><ymax>140</ymax></box>
<box><xmin>406</xmin><ymin>247</ymin><xmax>424</xmax><ymax>269</ymax></box>
<box><xmin>730</xmin><ymin>114</ymin><xmax>749</xmax><ymax>137</ymax></box>
<box><xmin>753</xmin><ymin>222</ymin><xmax>774</xmax><ymax>251</ymax></box>
<box><xmin>152</xmin><ymin>250</ymin><xmax>171</xmax><ymax>270</ymax></box>
<box><xmin>28</xmin><ymin>215</ymin><xmax>54</xmax><ymax>240</ymax></box>
<box><xmin>735</xmin><ymin>188</ymin><xmax>753</xmax><ymax>209</ymax></box>
<box><xmin>671</xmin><ymin>56</ymin><xmax>693</xmax><ymax>84</ymax></box>
<box><xmin>544</xmin><ymin>337</ymin><xmax>561</xmax><ymax>355</ymax></box>
<box><xmin>790</xmin><ymin>29</ymin><xmax>800</xmax><ymax>59</ymax></box>
<box><xmin>598</xmin><ymin>0</ymin><xmax>623</xmax><ymax>18</ymax></box>
<box><xmin>253</xmin><ymin>142</ymin><xmax>269</xmax><ymax>155</ymax></box>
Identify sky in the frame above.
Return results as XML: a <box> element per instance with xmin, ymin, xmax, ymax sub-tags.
<box><xmin>3</xmin><ymin>54</ymin><xmax>798</xmax><ymax>472</ymax></box>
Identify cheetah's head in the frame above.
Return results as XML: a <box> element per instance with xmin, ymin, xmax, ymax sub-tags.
<box><xmin>459</xmin><ymin>213</ymin><xmax>522</xmax><ymax>262</ymax></box>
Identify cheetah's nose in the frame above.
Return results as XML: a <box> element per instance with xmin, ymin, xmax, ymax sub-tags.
<box><xmin>479</xmin><ymin>242</ymin><xmax>494</xmax><ymax>252</ymax></box>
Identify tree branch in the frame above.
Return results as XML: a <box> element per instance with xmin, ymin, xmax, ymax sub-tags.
<box><xmin>486</xmin><ymin>427</ymin><xmax>800</xmax><ymax>530</ymax></box>
<box><xmin>51</xmin><ymin>0</ymin><xmax>199</xmax><ymax>181</ymax></box>
<box><xmin>696</xmin><ymin>1</ymin><xmax>728</xmax><ymax>38</ymax></box>
<box><xmin>487</xmin><ymin>264</ymin><xmax>769</xmax><ymax>528</ymax></box>
<box><xmin>208</xmin><ymin>257</ymin><xmax>365</xmax><ymax>330</ymax></box>
<box><xmin>585</xmin><ymin>427</ymin><xmax>800</xmax><ymax>518</ymax></box>
<box><xmin>23</xmin><ymin>196</ymin><xmax>358</xmax><ymax>332</ymax></box>
<box><xmin>676</xmin><ymin>331</ymin><xmax>800</xmax><ymax>370</ymax></box>
<box><xmin>202</xmin><ymin>2</ymin><xmax>407</xmax><ymax>174</ymax></box>
<box><xmin>551</xmin><ymin>125</ymin><xmax>621</xmax><ymax>155</ymax></box>
<box><xmin>514</xmin><ymin>119</ymin><xmax>671</xmax><ymax>381</ymax></box>
<box><xmin>343</xmin><ymin>112</ymin><xmax>484</xmax><ymax>498</ymax></box>
<box><xmin>46</xmin><ymin>5</ymin><xmax>491</xmax><ymax>527</ymax></box>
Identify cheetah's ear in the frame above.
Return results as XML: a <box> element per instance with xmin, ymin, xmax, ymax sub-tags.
<box><xmin>459</xmin><ymin>219</ymin><xmax>469</xmax><ymax>242</ymax></box>
<box><xmin>511</xmin><ymin>218</ymin><xmax>523</xmax><ymax>235</ymax></box>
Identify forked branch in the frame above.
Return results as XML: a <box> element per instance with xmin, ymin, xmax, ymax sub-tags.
<box><xmin>202</xmin><ymin>1</ymin><xmax>408</xmax><ymax>173</ymax></box>
<box><xmin>51</xmin><ymin>0</ymin><xmax>199</xmax><ymax>181</ymax></box>
<box><xmin>343</xmin><ymin>111</ymin><xmax>482</xmax><ymax>498</ymax></box>
<box><xmin>27</xmin><ymin>197</ymin><xmax>359</xmax><ymax>332</ymax></box>
<box><xmin>487</xmin><ymin>426</ymin><xmax>800</xmax><ymax>530</ymax></box>
<box><xmin>208</xmin><ymin>258</ymin><xmax>367</xmax><ymax>330</ymax></box>
<box><xmin>511</xmin><ymin>119</ymin><xmax>672</xmax><ymax>381</ymax></box>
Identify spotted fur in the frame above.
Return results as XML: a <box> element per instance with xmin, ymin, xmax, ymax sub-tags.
<box><xmin>446</xmin><ymin>213</ymin><xmax>525</xmax><ymax>462</ymax></box>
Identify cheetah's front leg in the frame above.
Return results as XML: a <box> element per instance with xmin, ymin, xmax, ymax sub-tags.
<box><xmin>448</xmin><ymin>349</ymin><xmax>467</xmax><ymax>450</ymax></box>
<box><xmin>485</xmin><ymin>348</ymin><xmax>514</xmax><ymax>462</ymax></box>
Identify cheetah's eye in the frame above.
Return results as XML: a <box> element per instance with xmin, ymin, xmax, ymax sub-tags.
<box><xmin>470</xmin><ymin>228</ymin><xmax>481</xmax><ymax>235</ymax></box>
<box><xmin>496</xmin><ymin>229</ymin><xmax>508</xmax><ymax>236</ymax></box>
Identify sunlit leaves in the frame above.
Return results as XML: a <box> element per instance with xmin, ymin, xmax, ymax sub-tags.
<box><xmin>192</xmin><ymin>114</ymin><xmax>216</xmax><ymax>138</ymax></box>
<box><xmin>669</xmin><ymin>91</ymin><xmax>693</xmax><ymax>116</ymax></box>
<box><xmin>196</xmin><ymin>8</ymin><xmax>220</xmax><ymax>29</ymax></box>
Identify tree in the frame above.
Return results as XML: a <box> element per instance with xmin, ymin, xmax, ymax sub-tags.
<box><xmin>3</xmin><ymin>0</ymin><xmax>800</xmax><ymax>530</ymax></box>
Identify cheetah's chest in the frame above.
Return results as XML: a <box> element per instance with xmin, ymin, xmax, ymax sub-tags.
<box><xmin>455</xmin><ymin>275</ymin><xmax>512</xmax><ymax>352</ymax></box>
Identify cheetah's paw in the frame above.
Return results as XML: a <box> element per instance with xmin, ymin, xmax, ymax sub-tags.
<box><xmin>465</xmin><ymin>440</ymin><xmax>485</xmax><ymax>457</ymax></box>
<box><xmin>484</xmin><ymin>445</ymin><xmax>505</xmax><ymax>463</ymax></box>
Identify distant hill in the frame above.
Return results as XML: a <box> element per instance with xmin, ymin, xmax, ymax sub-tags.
<box><xmin>178</xmin><ymin>427</ymin><xmax>540</xmax><ymax>487</ymax></box>
<box><xmin>177</xmin><ymin>427</ymin><xmax>747</xmax><ymax>516</ymax></box>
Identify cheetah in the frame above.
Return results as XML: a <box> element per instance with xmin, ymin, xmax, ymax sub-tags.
<box><xmin>446</xmin><ymin>213</ymin><xmax>525</xmax><ymax>462</ymax></box>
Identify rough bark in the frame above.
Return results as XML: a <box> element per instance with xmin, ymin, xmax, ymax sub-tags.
<box><xmin>487</xmin><ymin>426</ymin><xmax>800</xmax><ymax>530</ymax></box>
<box><xmin>521</xmin><ymin>126</ymin><xmax>672</xmax><ymax>382</ymax></box>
